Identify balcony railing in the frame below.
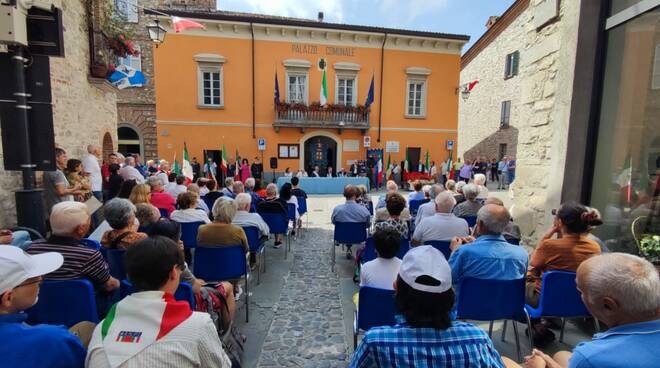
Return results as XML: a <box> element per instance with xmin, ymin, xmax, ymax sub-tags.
<box><xmin>274</xmin><ymin>109</ymin><xmax>370</xmax><ymax>132</ymax></box>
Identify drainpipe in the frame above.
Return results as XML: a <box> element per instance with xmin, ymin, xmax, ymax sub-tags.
<box><xmin>250</xmin><ymin>22</ymin><xmax>256</xmax><ymax>139</ymax></box>
<box><xmin>377</xmin><ymin>33</ymin><xmax>387</xmax><ymax>142</ymax></box>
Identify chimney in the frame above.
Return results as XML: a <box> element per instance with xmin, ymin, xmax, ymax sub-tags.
<box><xmin>318</xmin><ymin>11</ymin><xmax>324</xmax><ymax>22</ymax></box>
<box><xmin>486</xmin><ymin>16</ymin><xmax>499</xmax><ymax>29</ymax></box>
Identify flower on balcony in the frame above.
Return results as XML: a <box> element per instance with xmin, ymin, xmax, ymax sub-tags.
<box><xmin>275</xmin><ymin>101</ymin><xmax>371</xmax><ymax>114</ymax></box>
<box><xmin>106</xmin><ymin>34</ymin><xmax>140</xmax><ymax>58</ymax></box>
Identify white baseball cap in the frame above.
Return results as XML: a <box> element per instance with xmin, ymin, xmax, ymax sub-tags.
<box><xmin>0</xmin><ymin>246</ymin><xmax>63</xmax><ymax>294</ymax></box>
<box><xmin>399</xmin><ymin>245</ymin><xmax>452</xmax><ymax>293</ymax></box>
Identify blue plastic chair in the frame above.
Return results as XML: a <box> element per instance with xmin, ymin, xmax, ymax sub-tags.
<box><xmin>193</xmin><ymin>245</ymin><xmax>250</xmax><ymax>322</ymax></box>
<box><xmin>243</xmin><ymin>226</ymin><xmax>266</xmax><ymax>283</ymax></box>
<box><xmin>525</xmin><ymin>271</ymin><xmax>600</xmax><ymax>342</ymax></box>
<box><xmin>456</xmin><ymin>277</ymin><xmax>531</xmax><ymax>361</ymax></box>
<box><xmin>409</xmin><ymin>199</ymin><xmax>429</xmax><ymax>216</ymax></box>
<box><xmin>333</xmin><ymin>222</ymin><xmax>368</xmax><ymax>271</ymax></box>
<box><xmin>367</xmin><ymin>201</ymin><xmax>374</xmax><ymax>216</ymax></box>
<box><xmin>424</xmin><ymin>240</ymin><xmax>452</xmax><ymax>260</ymax></box>
<box><xmin>80</xmin><ymin>238</ymin><xmax>101</xmax><ymax>250</ymax></box>
<box><xmin>159</xmin><ymin>208</ymin><xmax>169</xmax><ymax>218</ymax></box>
<box><xmin>296</xmin><ymin>196</ymin><xmax>308</xmax><ymax>233</ymax></box>
<box><xmin>463</xmin><ymin>215</ymin><xmax>477</xmax><ymax>228</ymax></box>
<box><xmin>120</xmin><ymin>280</ymin><xmax>196</xmax><ymax>309</ymax></box>
<box><xmin>361</xmin><ymin>237</ymin><xmax>410</xmax><ymax>264</ymax></box>
<box><xmin>26</xmin><ymin>279</ymin><xmax>99</xmax><ymax>327</ymax></box>
<box><xmin>180</xmin><ymin>221</ymin><xmax>205</xmax><ymax>250</ymax></box>
<box><xmin>258</xmin><ymin>211</ymin><xmax>291</xmax><ymax>259</ymax></box>
<box><xmin>105</xmin><ymin>248</ymin><xmax>126</xmax><ymax>280</ymax></box>
<box><xmin>353</xmin><ymin>286</ymin><xmax>396</xmax><ymax>348</ymax></box>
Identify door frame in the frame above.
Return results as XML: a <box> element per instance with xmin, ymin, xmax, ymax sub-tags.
<box><xmin>299</xmin><ymin>130</ymin><xmax>342</xmax><ymax>170</ymax></box>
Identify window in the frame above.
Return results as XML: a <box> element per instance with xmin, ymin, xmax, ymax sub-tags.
<box><xmin>336</xmin><ymin>77</ymin><xmax>356</xmax><ymax>106</ymax></box>
<box><xmin>499</xmin><ymin>144</ymin><xmax>507</xmax><ymax>159</ymax></box>
<box><xmin>115</xmin><ymin>0</ymin><xmax>138</xmax><ymax>23</ymax></box>
<box><xmin>197</xmin><ymin>64</ymin><xmax>223</xmax><ymax>107</ymax></box>
<box><xmin>116</xmin><ymin>45</ymin><xmax>141</xmax><ymax>71</ymax></box>
<box><xmin>504</xmin><ymin>51</ymin><xmax>519</xmax><ymax>79</ymax></box>
<box><xmin>652</xmin><ymin>44</ymin><xmax>660</xmax><ymax>90</ymax></box>
<box><xmin>500</xmin><ymin>100</ymin><xmax>511</xmax><ymax>127</ymax></box>
<box><xmin>287</xmin><ymin>74</ymin><xmax>307</xmax><ymax>104</ymax></box>
<box><xmin>406</xmin><ymin>80</ymin><xmax>426</xmax><ymax>117</ymax></box>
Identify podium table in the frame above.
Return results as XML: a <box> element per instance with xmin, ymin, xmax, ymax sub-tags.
<box><xmin>276</xmin><ymin>177</ymin><xmax>370</xmax><ymax>194</ymax></box>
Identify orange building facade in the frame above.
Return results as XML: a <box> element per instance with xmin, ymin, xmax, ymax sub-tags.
<box><xmin>153</xmin><ymin>10</ymin><xmax>468</xmax><ymax>176</ymax></box>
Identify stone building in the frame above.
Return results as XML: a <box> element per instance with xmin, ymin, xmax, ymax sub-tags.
<box><xmin>0</xmin><ymin>0</ymin><xmax>119</xmax><ymax>228</ymax></box>
<box><xmin>459</xmin><ymin>0</ymin><xmax>659</xmax><ymax>249</ymax></box>
<box><xmin>111</xmin><ymin>0</ymin><xmax>216</xmax><ymax>161</ymax></box>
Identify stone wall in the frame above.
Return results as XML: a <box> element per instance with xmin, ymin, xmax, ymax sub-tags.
<box><xmin>0</xmin><ymin>0</ymin><xmax>118</xmax><ymax>228</ymax></box>
<box><xmin>459</xmin><ymin>0</ymin><xmax>582</xmax><ymax>246</ymax></box>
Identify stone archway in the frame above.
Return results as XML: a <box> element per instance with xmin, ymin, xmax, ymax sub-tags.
<box><xmin>299</xmin><ymin>131</ymin><xmax>342</xmax><ymax>174</ymax></box>
<box><xmin>102</xmin><ymin>132</ymin><xmax>114</xmax><ymax>159</ymax></box>
<box><xmin>117</xmin><ymin>124</ymin><xmax>143</xmax><ymax>157</ymax></box>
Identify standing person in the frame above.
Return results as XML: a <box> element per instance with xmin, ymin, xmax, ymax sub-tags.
<box><xmin>101</xmin><ymin>152</ymin><xmax>118</xmax><ymax>185</ymax></box>
<box><xmin>507</xmin><ymin>156</ymin><xmax>516</xmax><ymax>186</ymax></box>
<box><xmin>453</xmin><ymin>158</ymin><xmax>462</xmax><ymax>181</ymax></box>
<box><xmin>82</xmin><ymin>144</ymin><xmax>103</xmax><ymax>201</ymax></box>
<box><xmin>251</xmin><ymin>156</ymin><xmax>263</xmax><ymax>180</ymax></box>
<box><xmin>204</xmin><ymin>157</ymin><xmax>217</xmax><ymax>180</ymax></box>
<box><xmin>43</xmin><ymin>147</ymin><xmax>81</xmax><ymax>217</ymax></box>
<box><xmin>490</xmin><ymin>158</ymin><xmax>499</xmax><ymax>184</ymax></box>
<box><xmin>498</xmin><ymin>156</ymin><xmax>508</xmax><ymax>190</ymax></box>
<box><xmin>118</xmin><ymin>157</ymin><xmax>145</xmax><ymax>184</ymax></box>
<box><xmin>65</xmin><ymin>159</ymin><xmax>92</xmax><ymax>202</ymax></box>
<box><xmin>429</xmin><ymin>161</ymin><xmax>437</xmax><ymax>182</ymax></box>
<box><xmin>392</xmin><ymin>163</ymin><xmax>401</xmax><ymax>186</ymax></box>
<box><xmin>156</xmin><ymin>160</ymin><xmax>170</xmax><ymax>187</ymax></box>
<box><xmin>133</xmin><ymin>153</ymin><xmax>147</xmax><ymax>178</ymax></box>
<box><xmin>191</xmin><ymin>157</ymin><xmax>201</xmax><ymax>182</ymax></box>
<box><xmin>440</xmin><ymin>159</ymin><xmax>448</xmax><ymax>185</ymax></box>
<box><xmin>240</xmin><ymin>158</ymin><xmax>250</xmax><ymax>183</ymax></box>
<box><xmin>458</xmin><ymin>159</ymin><xmax>473</xmax><ymax>183</ymax></box>
<box><xmin>106</xmin><ymin>164</ymin><xmax>124</xmax><ymax>201</ymax></box>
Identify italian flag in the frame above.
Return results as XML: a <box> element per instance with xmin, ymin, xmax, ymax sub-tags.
<box><xmin>425</xmin><ymin>149</ymin><xmax>430</xmax><ymax>174</ymax></box>
<box><xmin>220</xmin><ymin>143</ymin><xmax>228</xmax><ymax>175</ymax></box>
<box><xmin>234</xmin><ymin>148</ymin><xmax>241</xmax><ymax>181</ymax></box>
<box><xmin>386</xmin><ymin>154</ymin><xmax>392</xmax><ymax>180</ymax></box>
<box><xmin>172</xmin><ymin>152</ymin><xmax>181</xmax><ymax>175</ymax></box>
<box><xmin>447</xmin><ymin>150</ymin><xmax>454</xmax><ymax>179</ymax></box>
<box><xmin>182</xmin><ymin>142</ymin><xmax>193</xmax><ymax>182</ymax></box>
<box><xmin>376</xmin><ymin>158</ymin><xmax>383</xmax><ymax>186</ymax></box>
<box><xmin>320</xmin><ymin>68</ymin><xmax>328</xmax><ymax>105</ymax></box>
<box><xmin>92</xmin><ymin>292</ymin><xmax>192</xmax><ymax>368</ymax></box>
<box><xmin>171</xmin><ymin>16</ymin><xmax>205</xmax><ymax>33</ymax></box>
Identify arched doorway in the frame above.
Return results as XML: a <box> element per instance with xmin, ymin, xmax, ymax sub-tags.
<box><xmin>117</xmin><ymin>125</ymin><xmax>142</xmax><ymax>157</ymax></box>
<box><xmin>102</xmin><ymin>132</ymin><xmax>114</xmax><ymax>159</ymax></box>
<box><xmin>303</xmin><ymin>135</ymin><xmax>337</xmax><ymax>175</ymax></box>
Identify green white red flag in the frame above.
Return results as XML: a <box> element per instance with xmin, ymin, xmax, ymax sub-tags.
<box><xmin>220</xmin><ymin>143</ymin><xmax>228</xmax><ymax>175</ymax></box>
<box><xmin>182</xmin><ymin>142</ymin><xmax>193</xmax><ymax>181</ymax></box>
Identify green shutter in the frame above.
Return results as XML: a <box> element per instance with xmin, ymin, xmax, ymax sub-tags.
<box><xmin>512</xmin><ymin>51</ymin><xmax>520</xmax><ymax>76</ymax></box>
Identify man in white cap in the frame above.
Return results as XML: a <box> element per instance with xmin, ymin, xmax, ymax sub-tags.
<box><xmin>0</xmin><ymin>247</ymin><xmax>87</xmax><ymax>367</ymax></box>
<box><xmin>349</xmin><ymin>245</ymin><xmax>507</xmax><ymax>367</ymax></box>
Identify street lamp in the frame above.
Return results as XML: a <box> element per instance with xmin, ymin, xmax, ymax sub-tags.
<box><xmin>146</xmin><ymin>19</ymin><xmax>167</xmax><ymax>47</ymax></box>
<box><xmin>455</xmin><ymin>80</ymin><xmax>478</xmax><ymax>101</ymax></box>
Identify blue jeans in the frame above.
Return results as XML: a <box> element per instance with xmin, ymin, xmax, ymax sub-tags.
<box><xmin>11</xmin><ymin>230</ymin><xmax>32</xmax><ymax>250</ymax></box>
<box><xmin>508</xmin><ymin>171</ymin><xmax>515</xmax><ymax>184</ymax></box>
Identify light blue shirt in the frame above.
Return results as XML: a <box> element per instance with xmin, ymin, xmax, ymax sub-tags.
<box><xmin>408</xmin><ymin>191</ymin><xmax>426</xmax><ymax>203</ymax></box>
<box><xmin>569</xmin><ymin>319</ymin><xmax>660</xmax><ymax>368</ymax></box>
<box><xmin>331</xmin><ymin>200</ymin><xmax>371</xmax><ymax>224</ymax></box>
<box><xmin>497</xmin><ymin>161</ymin><xmax>507</xmax><ymax>172</ymax></box>
<box><xmin>448</xmin><ymin>235</ymin><xmax>528</xmax><ymax>298</ymax></box>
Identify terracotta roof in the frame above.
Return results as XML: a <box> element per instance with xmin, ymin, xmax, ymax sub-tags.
<box><xmin>461</xmin><ymin>0</ymin><xmax>529</xmax><ymax>69</ymax></box>
<box><xmin>147</xmin><ymin>8</ymin><xmax>470</xmax><ymax>42</ymax></box>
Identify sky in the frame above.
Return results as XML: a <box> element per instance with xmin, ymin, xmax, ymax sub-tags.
<box><xmin>216</xmin><ymin>0</ymin><xmax>516</xmax><ymax>53</ymax></box>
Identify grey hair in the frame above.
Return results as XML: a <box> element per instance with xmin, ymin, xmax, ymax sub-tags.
<box><xmin>434</xmin><ymin>191</ymin><xmax>456</xmax><ymax>213</ymax></box>
<box><xmin>187</xmin><ymin>184</ymin><xmax>200</xmax><ymax>193</ymax></box>
<box><xmin>104</xmin><ymin>198</ymin><xmax>136</xmax><ymax>230</ymax></box>
<box><xmin>147</xmin><ymin>176</ymin><xmax>161</xmax><ymax>187</ymax></box>
<box><xmin>212</xmin><ymin>197</ymin><xmax>238</xmax><ymax>223</ymax></box>
<box><xmin>386</xmin><ymin>180</ymin><xmax>398</xmax><ymax>192</ymax></box>
<box><xmin>476</xmin><ymin>204</ymin><xmax>510</xmax><ymax>235</ymax></box>
<box><xmin>266</xmin><ymin>183</ymin><xmax>278</xmax><ymax>196</ymax></box>
<box><xmin>232</xmin><ymin>181</ymin><xmax>244</xmax><ymax>193</ymax></box>
<box><xmin>455</xmin><ymin>181</ymin><xmax>466</xmax><ymax>193</ymax></box>
<box><xmin>245</xmin><ymin>177</ymin><xmax>255</xmax><ymax>189</ymax></box>
<box><xmin>235</xmin><ymin>193</ymin><xmax>252</xmax><ymax>210</ymax></box>
<box><xmin>462</xmin><ymin>184</ymin><xmax>479</xmax><ymax>201</ymax></box>
<box><xmin>445</xmin><ymin>180</ymin><xmax>456</xmax><ymax>192</ymax></box>
<box><xmin>225</xmin><ymin>177</ymin><xmax>234</xmax><ymax>187</ymax></box>
<box><xmin>125</xmin><ymin>156</ymin><xmax>135</xmax><ymax>166</ymax></box>
<box><xmin>583</xmin><ymin>253</ymin><xmax>660</xmax><ymax>315</ymax></box>
<box><xmin>474</xmin><ymin>173</ymin><xmax>486</xmax><ymax>186</ymax></box>
<box><xmin>429</xmin><ymin>184</ymin><xmax>444</xmax><ymax>199</ymax></box>
<box><xmin>135</xmin><ymin>203</ymin><xmax>159</xmax><ymax>228</ymax></box>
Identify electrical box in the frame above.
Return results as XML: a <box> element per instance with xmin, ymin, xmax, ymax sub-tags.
<box><xmin>0</xmin><ymin>4</ymin><xmax>29</xmax><ymax>46</ymax></box>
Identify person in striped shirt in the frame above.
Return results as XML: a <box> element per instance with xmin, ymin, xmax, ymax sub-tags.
<box><xmin>26</xmin><ymin>201</ymin><xmax>119</xmax><ymax>293</ymax></box>
<box><xmin>350</xmin><ymin>245</ymin><xmax>509</xmax><ymax>368</ymax></box>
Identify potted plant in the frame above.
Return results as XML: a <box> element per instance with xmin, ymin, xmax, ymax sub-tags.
<box><xmin>639</xmin><ymin>234</ymin><xmax>660</xmax><ymax>269</ymax></box>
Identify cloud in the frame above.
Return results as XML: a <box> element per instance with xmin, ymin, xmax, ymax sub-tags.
<box><xmin>218</xmin><ymin>0</ymin><xmax>345</xmax><ymax>22</ymax></box>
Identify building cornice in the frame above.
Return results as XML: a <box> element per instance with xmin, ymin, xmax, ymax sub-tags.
<box><xmin>461</xmin><ymin>0</ymin><xmax>529</xmax><ymax>70</ymax></box>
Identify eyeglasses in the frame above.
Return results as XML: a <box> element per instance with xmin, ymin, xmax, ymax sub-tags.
<box><xmin>15</xmin><ymin>277</ymin><xmax>42</xmax><ymax>289</ymax></box>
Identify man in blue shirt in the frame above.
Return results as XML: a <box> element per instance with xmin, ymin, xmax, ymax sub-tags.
<box><xmin>0</xmin><ymin>246</ymin><xmax>86</xmax><ymax>368</ymax></box>
<box><xmin>350</xmin><ymin>245</ymin><xmax>506</xmax><ymax>367</ymax></box>
<box><xmin>332</xmin><ymin>185</ymin><xmax>370</xmax><ymax>258</ymax></box>
<box><xmin>448</xmin><ymin>204</ymin><xmax>528</xmax><ymax>299</ymax></box>
<box><xmin>510</xmin><ymin>253</ymin><xmax>660</xmax><ymax>368</ymax></box>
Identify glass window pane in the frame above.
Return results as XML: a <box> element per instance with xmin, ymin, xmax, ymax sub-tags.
<box><xmin>213</xmin><ymin>81</ymin><xmax>220</xmax><ymax>89</ymax></box>
<box><xmin>204</xmin><ymin>96</ymin><xmax>211</xmax><ymax>105</ymax></box>
<box><xmin>213</xmin><ymin>97</ymin><xmax>220</xmax><ymax>105</ymax></box>
<box><xmin>589</xmin><ymin>9</ymin><xmax>660</xmax><ymax>254</ymax></box>
<box><xmin>610</xmin><ymin>0</ymin><xmax>645</xmax><ymax>16</ymax></box>
<box><xmin>204</xmin><ymin>80</ymin><xmax>210</xmax><ymax>88</ymax></box>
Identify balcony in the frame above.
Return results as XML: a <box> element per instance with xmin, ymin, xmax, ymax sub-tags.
<box><xmin>273</xmin><ymin>104</ymin><xmax>370</xmax><ymax>133</ymax></box>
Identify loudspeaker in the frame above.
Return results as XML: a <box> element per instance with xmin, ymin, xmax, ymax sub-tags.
<box><xmin>270</xmin><ymin>157</ymin><xmax>278</xmax><ymax>169</ymax></box>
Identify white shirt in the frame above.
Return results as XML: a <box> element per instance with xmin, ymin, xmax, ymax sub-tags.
<box><xmin>167</xmin><ymin>184</ymin><xmax>187</xmax><ymax>199</ymax></box>
<box><xmin>430</xmin><ymin>165</ymin><xmax>437</xmax><ymax>176</ymax></box>
<box><xmin>164</xmin><ymin>182</ymin><xmax>176</xmax><ymax>194</ymax></box>
<box><xmin>360</xmin><ymin>257</ymin><xmax>402</xmax><ymax>290</ymax></box>
<box><xmin>477</xmin><ymin>185</ymin><xmax>489</xmax><ymax>199</ymax></box>
<box><xmin>156</xmin><ymin>172</ymin><xmax>169</xmax><ymax>187</ymax></box>
<box><xmin>118</xmin><ymin>165</ymin><xmax>145</xmax><ymax>184</ymax></box>
<box><xmin>199</xmin><ymin>187</ymin><xmax>210</xmax><ymax>197</ymax></box>
<box><xmin>412</xmin><ymin>213</ymin><xmax>470</xmax><ymax>243</ymax></box>
<box><xmin>232</xmin><ymin>210</ymin><xmax>270</xmax><ymax>237</ymax></box>
<box><xmin>296</xmin><ymin>171</ymin><xmax>304</xmax><ymax>178</ymax></box>
<box><xmin>284</xmin><ymin>172</ymin><xmax>292</xmax><ymax>177</ymax></box>
<box><xmin>170</xmin><ymin>208</ymin><xmax>211</xmax><ymax>224</ymax></box>
<box><xmin>441</xmin><ymin>162</ymin><xmax>448</xmax><ymax>175</ymax></box>
<box><xmin>415</xmin><ymin>201</ymin><xmax>436</xmax><ymax>227</ymax></box>
<box><xmin>82</xmin><ymin>154</ymin><xmax>102</xmax><ymax>191</ymax></box>
<box><xmin>86</xmin><ymin>296</ymin><xmax>231</xmax><ymax>368</ymax></box>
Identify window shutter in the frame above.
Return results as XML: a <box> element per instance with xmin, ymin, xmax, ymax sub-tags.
<box><xmin>512</xmin><ymin>51</ymin><xmax>520</xmax><ymax>76</ymax></box>
<box><xmin>504</xmin><ymin>54</ymin><xmax>511</xmax><ymax>78</ymax></box>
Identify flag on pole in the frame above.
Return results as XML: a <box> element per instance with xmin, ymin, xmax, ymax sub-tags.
<box><xmin>172</xmin><ymin>152</ymin><xmax>181</xmax><ymax>175</ymax></box>
<box><xmin>320</xmin><ymin>68</ymin><xmax>328</xmax><ymax>105</ymax></box>
<box><xmin>447</xmin><ymin>150</ymin><xmax>454</xmax><ymax>179</ymax></box>
<box><xmin>171</xmin><ymin>16</ymin><xmax>205</xmax><ymax>33</ymax></box>
<box><xmin>617</xmin><ymin>157</ymin><xmax>633</xmax><ymax>203</ymax></box>
<box><xmin>425</xmin><ymin>150</ymin><xmax>430</xmax><ymax>174</ymax></box>
<box><xmin>220</xmin><ymin>144</ymin><xmax>228</xmax><ymax>175</ymax></box>
<box><xmin>234</xmin><ymin>148</ymin><xmax>241</xmax><ymax>181</ymax></box>
<box><xmin>386</xmin><ymin>154</ymin><xmax>392</xmax><ymax>181</ymax></box>
<box><xmin>376</xmin><ymin>158</ymin><xmax>383</xmax><ymax>186</ymax></box>
<box><xmin>403</xmin><ymin>148</ymin><xmax>409</xmax><ymax>181</ymax></box>
<box><xmin>365</xmin><ymin>74</ymin><xmax>375</xmax><ymax>108</ymax></box>
<box><xmin>274</xmin><ymin>71</ymin><xmax>280</xmax><ymax>108</ymax></box>
<box><xmin>182</xmin><ymin>142</ymin><xmax>193</xmax><ymax>182</ymax></box>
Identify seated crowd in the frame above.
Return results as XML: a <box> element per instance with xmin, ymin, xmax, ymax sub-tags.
<box><xmin>2</xmin><ymin>147</ymin><xmax>658</xmax><ymax>368</ymax></box>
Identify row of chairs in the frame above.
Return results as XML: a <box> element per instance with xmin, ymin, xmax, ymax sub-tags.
<box><xmin>353</xmin><ymin>271</ymin><xmax>599</xmax><ymax>361</ymax></box>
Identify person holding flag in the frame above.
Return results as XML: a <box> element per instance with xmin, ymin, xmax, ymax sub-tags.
<box><xmin>219</xmin><ymin>143</ymin><xmax>229</xmax><ymax>184</ymax></box>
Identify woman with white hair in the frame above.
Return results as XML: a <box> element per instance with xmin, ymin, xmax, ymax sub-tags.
<box><xmin>101</xmin><ymin>198</ymin><xmax>148</xmax><ymax>249</ymax></box>
<box><xmin>453</xmin><ymin>181</ymin><xmax>466</xmax><ymax>204</ymax></box>
<box><xmin>451</xmin><ymin>184</ymin><xmax>482</xmax><ymax>218</ymax></box>
<box><xmin>473</xmin><ymin>173</ymin><xmax>489</xmax><ymax>200</ymax></box>
<box><xmin>170</xmin><ymin>192</ymin><xmax>210</xmax><ymax>224</ymax></box>
<box><xmin>197</xmin><ymin>198</ymin><xmax>248</xmax><ymax>253</ymax></box>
